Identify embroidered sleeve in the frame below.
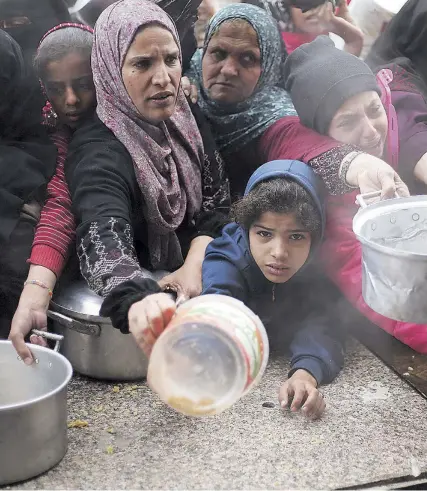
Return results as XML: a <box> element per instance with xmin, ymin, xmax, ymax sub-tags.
<box><xmin>309</xmin><ymin>144</ymin><xmax>357</xmax><ymax>195</ymax></box>
<box><xmin>77</xmin><ymin>217</ymin><xmax>150</xmax><ymax>297</ymax></box>
<box><xmin>188</xmin><ymin>150</ymin><xmax>230</xmax><ymax>240</ymax></box>
<box><xmin>201</xmin><ymin>149</ymin><xmax>231</xmax><ymax>213</ymax></box>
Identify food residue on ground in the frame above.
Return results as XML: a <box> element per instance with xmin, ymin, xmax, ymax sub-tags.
<box><xmin>408</xmin><ymin>366</ymin><xmax>414</xmax><ymax>371</ymax></box>
<box><xmin>93</xmin><ymin>405</ymin><xmax>104</xmax><ymax>412</ymax></box>
<box><xmin>68</xmin><ymin>420</ymin><xmax>89</xmax><ymax>428</ymax></box>
<box><xmin>112</xmin><ymin>386</ymin><xmax>120</xmax><ymax>393</ymax></box>
<box><xmin>106</xmin><ymin>427</ymin><xmax>116</xmax><ymax>434</ymax></box>
<box><xmin>106</xmin><ymin>445</ymin><xmax>114</xmax><ymax>455</ymax></box>
<box><xmin>167</xmin><ymin>396</ymin><xmax>217</xmax><ymax>416</ymax></box>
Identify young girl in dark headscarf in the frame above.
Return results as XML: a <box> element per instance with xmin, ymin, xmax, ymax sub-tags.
<box><xmin>0</xmin><ymin>30</ymin><xmax>57</xmax><ymax>338</ymax></box>
<box><xmin>9</xmin><ymin>23</ymin><xmax>97</xmax><ymax>363</ymax></box>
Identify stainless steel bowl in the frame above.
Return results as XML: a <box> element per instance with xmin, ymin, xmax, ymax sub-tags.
<box><xmin>353</xmin><ymin>192</ymin><xmax>427</xmax><ymax>323</ymax></box>
<box><xmin>0</xmin><ymin>339</ymin><xmax>72</xmax><ymax>485</ymax></box>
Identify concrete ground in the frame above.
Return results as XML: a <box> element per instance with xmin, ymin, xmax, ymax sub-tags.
<box><xmin>7</xmin><ymin>339</ymin><xmax>427</xmax><ymax>490</ymax></box>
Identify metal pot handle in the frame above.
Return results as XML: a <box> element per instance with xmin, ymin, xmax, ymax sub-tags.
<box><xmin>356</xmin><ymin>191</ymin><xmax>400</xmax><ymax>209</ymax></box>
<box><xmin>47</xmin><ymin>310</ymin><xmax>101</xmax><ymax>337</ymax></box>
<box><xmin>31</xmin><ymin>329</ymin><xmax>64</xmax><ymax>352</ymax></box>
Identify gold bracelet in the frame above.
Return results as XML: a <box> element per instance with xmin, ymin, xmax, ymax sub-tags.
<box><xmin>24</xmin><ymin>280</ymin><xmax>53</xmax><ymax>298</ymax></box>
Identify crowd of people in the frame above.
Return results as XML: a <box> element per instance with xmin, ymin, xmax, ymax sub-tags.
<box><xmin>0</xmin><ymin>0</ymin><xmax>426</xmax><ymax>419</ymax></box>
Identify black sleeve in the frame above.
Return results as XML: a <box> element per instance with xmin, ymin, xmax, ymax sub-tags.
<box><xmin>100</xmin><ymin>277</ymin><xmax>162</xmax><ymax>333</ymax></box>
<box><xmin>189</xmin><ymin>101</ymin><xmax>231</xmax><ymax>240</ymax></box>
<box><xmin>0</xmin><ymin>137</ymin><xmax>56</xmax><ymax>244</ymax></box>
<box><xmin>0</xmin><ymin>91</ymin><xmax>57</xmax><ymax>244</ymax></box>
<box><xmin>65</xmin><ymin>117</ymin><xmax>155</xmax><ymax>297</ymax></box>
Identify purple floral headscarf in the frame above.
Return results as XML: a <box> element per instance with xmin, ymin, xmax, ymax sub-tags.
<box><xmin>92</xmin><ymin>0</ymin><xmax>203</xmax><ymax>270</ymax></box>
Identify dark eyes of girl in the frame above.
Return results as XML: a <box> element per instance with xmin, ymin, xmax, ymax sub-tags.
<box><xmin>256</xmin><ymin>231</ymin><xmax>307</xmax><ymax>241</ymax></box>
<box><xmin>289</xmin><ymin>233</ymin><xmax>306</xmax><ymax>241</ymax></box>
<box><xmin>46</xmin><ymin>85</ymin><xmax>63</xmax><ymax>96</ymax></box>
<box><xmin>76</xmin><ymin>78</ymin><xmax>93</xmax><ymax>90</ymax></box>
<box><xmin>46</xmin><ymin>79</ymin><xmax>92</xmax><ymax>95</ymax></box>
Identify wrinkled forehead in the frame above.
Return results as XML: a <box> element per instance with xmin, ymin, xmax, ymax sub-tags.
<box><xmin>209</xmin><ymin>18</ymin><xmax>259</xmax><ymax>50</ymax></box>
<box><xmin>95</xmin><ymin>0</ymin><xmax>180</xmax><ymax>67</ymax></box>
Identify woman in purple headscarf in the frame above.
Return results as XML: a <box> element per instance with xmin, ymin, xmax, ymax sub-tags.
<box><xmin>65</xmin><ymin>0</ymin><xmax>229</xmax><ymax>334</ymax></box>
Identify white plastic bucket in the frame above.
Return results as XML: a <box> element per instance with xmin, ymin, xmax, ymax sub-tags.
<box><xmin>147</xmin><ymin>295</ymin><xmax>269</xmax><ymax>416</ymax></box>
<box><xmin>349</xmin><ymin>0</ymin><xmax>406</xmax><ymax>59</ymax></box>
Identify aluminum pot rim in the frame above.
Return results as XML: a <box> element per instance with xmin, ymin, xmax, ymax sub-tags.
<box><xmin>353</xmin><ymin>231</ymin><xmax>427</xmax><ymax>259</ymax></box>
<box><xmin>50</xmin><ymin>298</ymin><xmax>106</xmax><ymax>324</ymax></box>
<box><xmin>353</xmin><ymin>195</ymin><xmax>427</xmax><ymax>259</ymax></box>
<box><xmin>0</xmin><ymin>340</ymin><xmax>73</xmax><ymax>412</ymax></box>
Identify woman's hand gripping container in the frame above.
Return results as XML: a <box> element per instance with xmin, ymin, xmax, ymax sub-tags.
<box><xmin>147</xmin><ymin>294</ymin><xmax>269</xmax><ymax>416</ymax></box>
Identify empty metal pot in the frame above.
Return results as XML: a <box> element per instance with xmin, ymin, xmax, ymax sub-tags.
<box><xmin>48</xmin><ymin>280</ymin><xmax>149</xmax><ymax>380</ymax></box>
<box><xmin>0</xmin><ymin>337</ymin><xmax>72</xmax><ymax>485</ymax></box>
<box><xmin>353</xmin><ymin>192</ymin><xmax>427</xmax><ymax>323</ymax></box>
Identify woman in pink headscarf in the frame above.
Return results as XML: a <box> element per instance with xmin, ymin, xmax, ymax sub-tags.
<box><xmin>65</xmin><ymin>0</ymin><xmax>229</xmax><ymax>335</ymax></box>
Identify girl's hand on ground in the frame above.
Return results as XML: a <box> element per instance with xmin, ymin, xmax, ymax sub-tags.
<box><xmin>128</xmin><ymin>293</ymin><xmax>176</xmax><ymax>356</ymax></box>
<box><xmin>279</xmin><ymin>369</ymin><xmax>325</xmax><ymax>419</ymax></box>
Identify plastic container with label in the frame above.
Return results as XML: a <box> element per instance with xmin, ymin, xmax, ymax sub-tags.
<box><xmin>147</xmin><ymin>294</ymin><xmax>269</xmax><ymax>417</ymax></box>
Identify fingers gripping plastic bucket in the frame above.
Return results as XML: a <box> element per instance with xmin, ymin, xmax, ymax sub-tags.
<box><xmin>147</xmin><ymin>295</ymin><xmax>269</xmax><ymax>416</ymax></box>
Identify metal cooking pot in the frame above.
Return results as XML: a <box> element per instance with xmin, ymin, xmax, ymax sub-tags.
<box><xmin>48</xmin><ymin>280</ymin><xmax>148</xmax><ymax>380</ymax></box>
<box><xmin>353</xmin><ymin>191</ymin><xmax>427</xmax><ymax>323</ymax></box>
<box><xmin>0</xmin><ymin>335</ymin><xmax>72</xmax><ymax>486</ymax></box>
